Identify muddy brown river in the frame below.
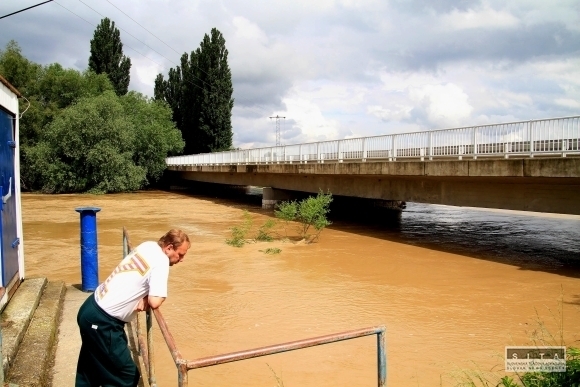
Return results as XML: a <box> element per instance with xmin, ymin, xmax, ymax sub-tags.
<box><xmin>21</xmin><ymin>190</ymin><xmax>580</xmax><ymax>386</ymax></box>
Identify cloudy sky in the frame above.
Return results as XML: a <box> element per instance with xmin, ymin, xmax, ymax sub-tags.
<box><xmin>1</xmin><ymin>0</ymin><xmax>579</xmax><ymax>149</ymax></box>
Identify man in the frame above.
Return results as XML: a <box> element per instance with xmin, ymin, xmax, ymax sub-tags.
<box><xmin>75</xmin><ymin>229</ymin><xmax>190</xmax><ymax>387</ymax></box>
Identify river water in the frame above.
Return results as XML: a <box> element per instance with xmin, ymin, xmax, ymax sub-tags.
<box><xmin>21</xmin><ymin>190</ymin><xmax>580</xmax><ymax>386</ymax></box>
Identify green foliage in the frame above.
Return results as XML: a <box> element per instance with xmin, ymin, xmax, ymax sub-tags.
<box><xmin>275</xmin><ymin>191</ymin><xmax>333</xmax><ymax>242</ymax></box>
<box><xmin>259</xmin><ymin>248</ymin><xmax>281</xmax><ymax>255</ymax></box>
<box><xmin>89</xmin><ymin>18</ymin><xmax>131</xmax><ymax>96</ymax></box>
<box><xmin>1</xmin><ymin>40</ymin><xmax>182</xmax><ymax>193</ymax></box>
<box><xmin>226</xmin><ymin>211</ymin><xmax>253</xmax><ymax>247</ymax></box>
<box><xmin>0</xmin><ymin>40</ymin><xmax>41</xmax><ymax>95</ymax></box>
<box><xmin>256</xmin><ymin>219</ymin><xmax>276</xmax><ymax>242</ymax></box>
<box><xmin>120</xmin><ymin>92</ymin><xmax>184</xmax><ymax>184</ymax></box>
<box><xmin>154</xmin><ymin>28</ymin><xmax>233</xmax><ymax>154</ymax></box>
<box><xmin>456</xmin><ymin>349</ymin><xmax>580</xmax><ymax>387</ymax></box>
<box><xmin>499</xmin><ymin>376</ymin><xmax>519</xmax><ymax>387</ymax></box>
<box><xmin>29</xmin><ymin>91</ymin><xmax>144</xmax><ymax>193</ymax></box>
<box><xmin>518</xmin><ymin>347</ymin><xmax>580</xmax><ymax>386</ymax></box>
<box><xmin>25</xmin><ymin>90</ymin><xmax>183</xmax><ymax>193</ymax></box>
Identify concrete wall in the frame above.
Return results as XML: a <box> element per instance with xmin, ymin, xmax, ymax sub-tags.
<box><xmin>167</xmin><ymin>158</ymin><xmax>580</xmax><ymax>215</ymax></box>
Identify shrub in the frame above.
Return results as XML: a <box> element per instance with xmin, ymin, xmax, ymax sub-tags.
<box><xmin>519</xmin><ymin>346</ymin><xmax>580</xmax><ymax>386</ymax></box>
<box><xmin>256</xmin><ymin>219</ymin><xmax>276</xmax><ymax>242</ymax></box>
<box><xmin>275</xmin><ymin>190</ymin><xmax>333</xmax><ymax>243</ymax></box>
<box><xmin>259</xmin><ymin>248</ymin><xmax>281</xmax><ymax>255</ymax></box>
<box><xmin>225</xmin><ymin>210</ymin><xmax>252</xmax><ymax>247</ymax></box>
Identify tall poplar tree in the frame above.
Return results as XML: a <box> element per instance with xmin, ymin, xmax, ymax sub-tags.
<box><xmin>155</xmin><ymin>28</ymin><xmax>233</xmax><ymax>154</ymax></box>
<box><xmin>88</xmin><ymin>17</ymin><xmax>131</xmax><ymax>96</ymax></box>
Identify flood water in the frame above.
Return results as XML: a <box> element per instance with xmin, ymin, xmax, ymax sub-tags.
<box><xmin>21</xmin><ymin>189</ymin><xmax>580</xmax><ymax>386</ymax></box>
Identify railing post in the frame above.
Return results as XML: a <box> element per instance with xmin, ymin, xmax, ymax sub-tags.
<box><xmin>528</xmin><ymin>120</ymin><xmax>534</xmax><ymax>157</ymax></box>
<box><xmin>428</xmin><ymin>132</ymin><xmax>433</xmax><ymax>160</ymax></box>
<box><xmin>377</xmin><ymin>329</ymin><xmax>386</xmax><ymax>387</ymax></box>
<box><xmin>561</xmin><ymin>118</ymin><xmax>567</xmax><ymax>157</ymax></box>
<box><xmin>178</xmin><ymin>363</ymin><xmax>188</xmax><ymax>387</ymax></box>
<box><xmin>338</xmin><ymin>140</ymin><xmax>343</xmax><ymax>162</ymax></box>
<box><xmin>472</xmin><ymin>127</ymin><xmax>478</xmax><ymax>159</ymax></box>
<box><xmin>362</xmin><ymin>138</ymin><xmax>367</xmax><ymax>162</ymax></box>
<box><xmin>147</xmin><ymin>310</ymin><xmax>157</xmax><ymax>386</ymax></box>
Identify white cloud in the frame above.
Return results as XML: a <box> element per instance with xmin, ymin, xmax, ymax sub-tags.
<box><xmin>367</xmin><ymin>104</ymin><xmax>412</xmax><ymax>121</ymax></box>
<box><xmin>409</xmin><ymin>83</ymin><xmax>474</xmax><ymax>128</ymax></box>
<box><xmin>280</xmin><ymin>91</ymin><xmax>342</xmax><ymax>142</ymax></box>
<box><xmin>440</xmin><ymin>6</ymin><xmax>520</xmax><ymax>31</ymax></box>
<box><xmin>555</xmin><ymin>98</ymin><xmax>580</xmax><ymax>109</ymax></box>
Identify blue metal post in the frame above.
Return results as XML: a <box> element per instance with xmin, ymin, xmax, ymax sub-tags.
<box><xmin>75</xmin><ymin>207</ymin><xmax>101</xmax><ymax>292</ymax></box>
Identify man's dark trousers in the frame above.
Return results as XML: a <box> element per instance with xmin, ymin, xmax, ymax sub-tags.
<box><xmin>75</xmin><ymin>294</ymin><xmax>140</xmax><ymax>387</ymax></box>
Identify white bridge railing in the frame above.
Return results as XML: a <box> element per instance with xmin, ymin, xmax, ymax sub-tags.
<box><xmin>166</xmin><ymin>115</ymin><xmax>580</xmax><ymax>166</ymax></box>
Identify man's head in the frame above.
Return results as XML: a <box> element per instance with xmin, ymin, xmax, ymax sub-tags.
<box><xmin>158</xmin><ymin>229</ymin><xmax>191</xmax><ymax>266</ymax></box>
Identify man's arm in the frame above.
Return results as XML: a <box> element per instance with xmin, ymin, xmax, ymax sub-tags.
<box><xmin>147</xmin><ymin>296</ymin><xmax>166</xmax><ymax>309</ymax></box>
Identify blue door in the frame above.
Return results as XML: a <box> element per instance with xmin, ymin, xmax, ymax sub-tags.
<box><xmin>0</xmin><ymin>107</ymin><xmax>19</xmax><ymax>286</ymax></box>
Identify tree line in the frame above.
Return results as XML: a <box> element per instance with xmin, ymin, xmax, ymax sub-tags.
<box><xmin>0</xmin><ymin>18</ymin><xmax>234</xmax><ymax>193</ymax></box>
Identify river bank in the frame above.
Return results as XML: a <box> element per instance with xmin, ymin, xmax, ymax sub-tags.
<box><xmin>21</xmin><ymin>190</ymin><xmax>580</xmax><ymax>386</ymax></box>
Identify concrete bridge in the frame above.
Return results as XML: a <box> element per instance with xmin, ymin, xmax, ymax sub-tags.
<box><xmin>165</xmin><ymin>116</ymin><xmax>580</xmax><ymax>215</ymax></box>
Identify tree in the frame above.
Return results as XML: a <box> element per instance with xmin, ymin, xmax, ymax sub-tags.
<box><xmin>154</xmin><ymin>28</ymin><xmax>233</xmax><ymax>154</ymax></box>
<box><xmin>88</xmin><ymin>17</ymin><xmax>131</xmax><ymax>96</ymax></box>
<box><xmin>25</xmin><ymin>90</ymin><xmax>183</xmax><ymax>193</ymax></box>
<box><xmin>1</xmin><ymin>41</ymin><xmax>115</xmax><ymax>189</ymax></box>
<box><xmin>119</xmin><ymin>91</ymin><xmax>184</xmax><ymax>184</ymax></box>
<box><xmin>29</xmin><ymin>91</ymin><xmax>145</xmax><ymax>193</ymax></box>
<box><xmin>195</xmin><ymin>28</ymin><xmax>234</xmax><ymax>153</ymax></box>
<box><xmin>0</xmin><ymin>40</ymin><xmax>41</xmax><ymax>96</ymax></box>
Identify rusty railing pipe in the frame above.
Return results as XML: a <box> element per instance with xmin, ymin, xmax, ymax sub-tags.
<box><xmin>186</xmin><ymin>326</ymin><xmax>386</xmax><ymax>370</ymax></box>
<box><xmin>152</xmin><ymin>308</ymin><xmax>184</xmax><ymax>364</ymax></box>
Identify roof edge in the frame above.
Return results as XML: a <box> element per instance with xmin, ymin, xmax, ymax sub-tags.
<box><xmin>0</xmin><ymin>74</ymin><xmax>22</xmax><ymax>98</ymax></box>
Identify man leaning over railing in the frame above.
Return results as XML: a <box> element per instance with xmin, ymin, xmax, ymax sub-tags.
<box><xmin>75</xmin><ymin>229</ymin><xmax>191</xmax><ymax>387</ymax></box>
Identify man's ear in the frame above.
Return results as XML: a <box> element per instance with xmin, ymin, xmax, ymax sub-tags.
<box><xmin>162</xmin><ymin>244</ymin><xmax>173</xmax><ymax>255</ymax></box>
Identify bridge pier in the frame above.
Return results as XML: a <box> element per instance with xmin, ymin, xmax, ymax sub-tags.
<box><xmin>262</xmin><ymin>187</ymin><xmax>296</xmax><ymax>209</ymax></box>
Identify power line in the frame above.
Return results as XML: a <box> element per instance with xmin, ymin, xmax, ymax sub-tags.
<box><xmin>0</xmin><ymin>0</ymin><xmax>54</xmax><ymax>20</ymax></box>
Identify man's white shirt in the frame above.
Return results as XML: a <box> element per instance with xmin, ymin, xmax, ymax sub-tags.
<box><xmin>95</xmin><ymin>241</ymin><xmax>169</xmax><ymax>322</ymax></box>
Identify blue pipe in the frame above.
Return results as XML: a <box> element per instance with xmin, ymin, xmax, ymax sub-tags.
<box><xmin>75</xmin><ymin>207</ymin><xmax>101</xmax><ymax>292</ymax></box>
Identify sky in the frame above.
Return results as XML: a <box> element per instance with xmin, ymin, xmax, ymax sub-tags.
<box><xmin>1</xmin><ymin>0</ymin><xmax>579</xmax><ymax>149</ymax></box>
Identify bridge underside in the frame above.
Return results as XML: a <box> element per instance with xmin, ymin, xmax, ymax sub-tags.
<box><xmin>166</xmin><ymin>158</ymin><xmax>580</xmax><ymax>215</ymax></box>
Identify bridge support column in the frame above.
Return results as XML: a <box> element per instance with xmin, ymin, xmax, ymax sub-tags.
<box><xmin>262</xmin><ymin>187</ymin><xmax>295</xmax><ymax>210</ymax></box>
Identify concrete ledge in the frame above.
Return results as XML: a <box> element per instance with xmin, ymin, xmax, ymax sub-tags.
<box><xmin>7</xmin><ymin>281</ymin><xmax>66</xmax><ymax>386</ymax></box>
<box><xmin>51</xmin><ymin>286</ymin><xmax>91</xmax><ymax>387</ymax></box>
<box><xmin>1</xmin><ymin>277</ymin><xmax>47</xmax><ymax>376</ymax></box>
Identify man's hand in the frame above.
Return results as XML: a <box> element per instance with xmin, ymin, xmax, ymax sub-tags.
<box><xmin>134</xmin><ymin>297</ymin><xmax>150</xmax><ymax>312</ymax></box>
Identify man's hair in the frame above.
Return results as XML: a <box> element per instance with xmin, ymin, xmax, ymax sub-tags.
<box><xmin>158</xmin><ymin>229</ymin><xmax>190</xmax><ymax>248</ymax></box>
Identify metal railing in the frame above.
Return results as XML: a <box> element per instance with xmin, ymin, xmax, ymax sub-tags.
<box><xmin>123</xmin><ymin>228</ymin><xmax>387</xmax><ymax>387</ymax></box>
<box><xmin>166</xmin><ymin>115</ymin><xmax>580</xmax><ymax>166</ymax></box>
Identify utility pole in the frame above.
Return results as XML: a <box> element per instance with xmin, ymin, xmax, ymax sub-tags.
<box><xmin>269</xmin><ymin>115</ymin><xmax>286</xmax><ymax>146</ymax></box>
